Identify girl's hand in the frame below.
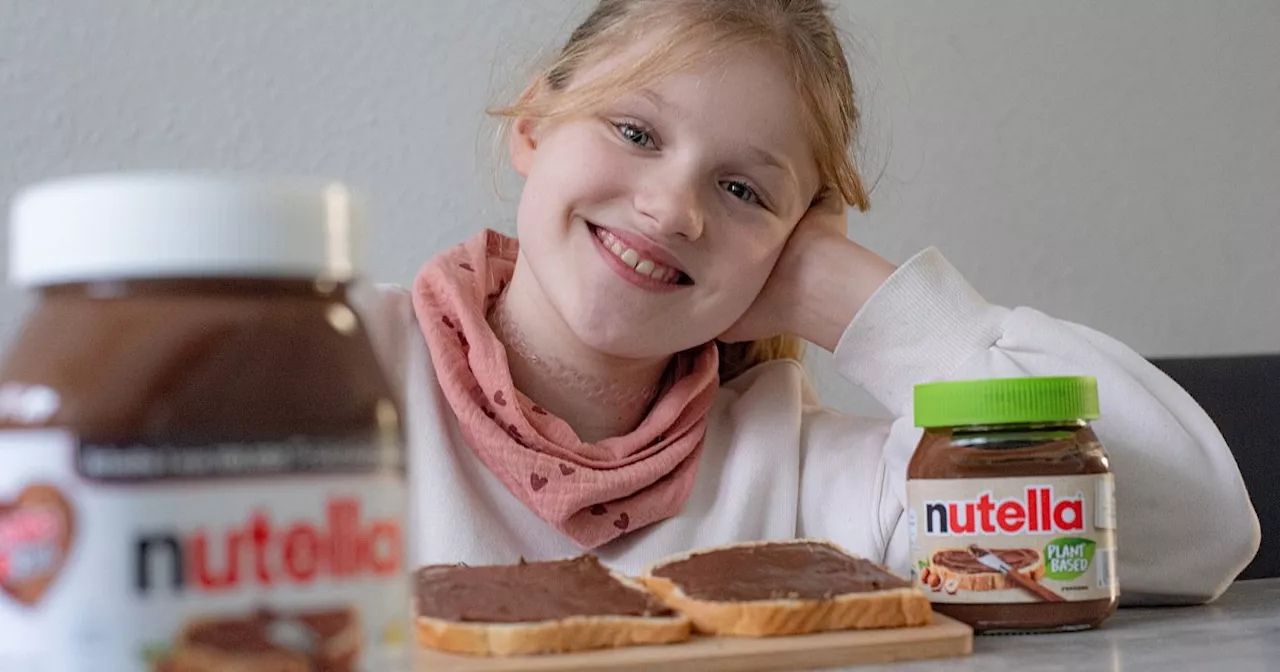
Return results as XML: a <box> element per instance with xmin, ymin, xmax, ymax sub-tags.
<box><xmin>719</xmin><ymin>193</ymin><xmax>897</xmax><ymax>351</ymax></box>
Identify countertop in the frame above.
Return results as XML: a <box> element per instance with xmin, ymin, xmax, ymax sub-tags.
<box><xmin>856</xmin><ymin>578</ymin><xmax>1280</xmax><ymax>672</ymax></box>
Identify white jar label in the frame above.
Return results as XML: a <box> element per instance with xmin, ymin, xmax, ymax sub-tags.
<box><xmin>907</xmin><ymin>474</ymin><xmax>1118</xmax><ymax>603</ymax></box>
<box><xmin>0</xmin><ymin>429</ymin><xmax>410</xmax><ymax>672</ymax></box>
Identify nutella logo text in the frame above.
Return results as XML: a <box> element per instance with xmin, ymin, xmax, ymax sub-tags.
<box><xmin>924</xmin><ymin>486</ymin><xmax>1085</xmax><ymax>536</ymax></box>
<box><xmin>134</xmin><ymin>497</ymin><xmax>401</xmax><ymax>594</ymax></box>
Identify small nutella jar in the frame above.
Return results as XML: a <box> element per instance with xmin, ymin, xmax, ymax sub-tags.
<box><xmin>906</xmin><ymin>376</ymin><xmax>1118</xmax><ymax>634</ymax></box>
<box><xmin>0</xmin><ymin>174</ymin><xmax>408</xmax><ymax>670</ymax></box>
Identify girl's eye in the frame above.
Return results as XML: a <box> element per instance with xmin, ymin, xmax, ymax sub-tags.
<box><xmin>613</xmin><ymin>122</ymin><xmax>656</xmax><ymax>149</ymax></box>
<box><xmin>723</xmin><ymin>180</ymin><xmax>762</xmax><ymax>206</ymax></box>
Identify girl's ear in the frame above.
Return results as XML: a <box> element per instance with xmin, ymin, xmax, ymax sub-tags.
<box><xmin>809</xmin><ymin>185</ymin><xmax>833</xmax><ymax>209</ymax></box>
<box><xmin>509</xmin><ymin>78</ymin><xmax>553</xmax><ymax>178</ymax></box>
<box><xmin>509</xmin><ymin>115</ymin><xmax>539</xmax><ymax>178</ymax></box>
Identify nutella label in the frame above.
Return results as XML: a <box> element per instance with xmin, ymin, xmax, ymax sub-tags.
<box><xmin>0</xmin><ymin>429</ymin><xmax>410</xmax><ymax>672</ymax></box>
<box><xmin>906</xmin><ymin>474</ymin><xmax>1117</xmax><ymax>604</ymax></box>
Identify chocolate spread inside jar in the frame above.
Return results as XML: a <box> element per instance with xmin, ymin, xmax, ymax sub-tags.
<box><xmin>907</xmin><ymin>376</ymin><xmax>1118</xmax><ymax>634</ymax></box>
<box><xmin>650</xmin><ymin>541</ymin><xmax>912</xmax><ymax>601</ymax></box>
<box><xmin>0</xmin><ymin>174</ymin><xmax>408</xmax><ymax>670</ymax></box>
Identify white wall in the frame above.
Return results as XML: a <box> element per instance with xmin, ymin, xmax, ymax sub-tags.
<box><xmin>2</xmin><ymin>0</ymin><xmax>1277</xmax><ymax>416</ymax></box>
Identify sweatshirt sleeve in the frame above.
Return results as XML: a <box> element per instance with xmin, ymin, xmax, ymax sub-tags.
<box><xmin>802</xmin><ymin>247</ymin><xmax>1259</xmax><ymax>606</ymax></box>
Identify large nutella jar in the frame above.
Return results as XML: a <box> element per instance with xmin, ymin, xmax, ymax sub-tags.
<box><xmin>906</xmin><ymin>376</ymin><xmax>1118</xmax><ymax>634</ymax></box>
<box><xmin>0</xmin><ymin>174</ymin><xmax>408</xmax><ymax>671</ymax></box>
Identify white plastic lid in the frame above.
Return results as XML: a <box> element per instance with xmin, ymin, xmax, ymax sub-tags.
<box><xmin>8</xmin><ymin>172</ymin><xmax>364</xmax><ymax>286</ymax></box>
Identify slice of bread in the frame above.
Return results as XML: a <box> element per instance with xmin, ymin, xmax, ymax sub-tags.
<box><xmin>639</xmin><ymin>539</ymin><xmax>932</xmax><ymax>637</ymax></box>
<box><xmin>413</xmin><ymin>555</ymin><xmax>691</xmax><ymax>657</ymax></box>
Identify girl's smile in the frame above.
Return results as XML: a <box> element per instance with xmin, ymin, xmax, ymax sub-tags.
<box><xmin>588</xmin><ymin>220</ymin><xmax>691</xmax><ymax>292</ymax></box>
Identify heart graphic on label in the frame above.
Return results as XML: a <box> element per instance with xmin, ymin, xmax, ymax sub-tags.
<box><xmin>0</xmin><ymin>483</ymin><xmax>75</xmax><ymax>606</ymax></box>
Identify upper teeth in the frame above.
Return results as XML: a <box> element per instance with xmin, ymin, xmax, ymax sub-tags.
<box><xmin>595</xmin><ymin>228</ymin><xmax>680</xmax><ymax>283</ymax></box>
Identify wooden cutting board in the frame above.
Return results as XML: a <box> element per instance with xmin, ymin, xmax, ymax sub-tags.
<box><xmin>413</xmin><ymin>614</ymin><xmax>972</xmax><ymax>671</ymax></box>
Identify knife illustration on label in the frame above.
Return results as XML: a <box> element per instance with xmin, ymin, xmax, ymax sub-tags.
<box><xmin>968</xmin><ymin>544</ymin><xmax>1065</xmax><ymax>602</ymax></box>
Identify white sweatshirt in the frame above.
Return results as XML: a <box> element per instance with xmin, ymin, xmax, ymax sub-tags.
<box><xmin>361</xmin><ymin>247</ymin><xmax>1259</xmax><ymax>606</ymax></box>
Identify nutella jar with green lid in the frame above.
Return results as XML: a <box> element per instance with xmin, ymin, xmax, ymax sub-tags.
<box><xmin>906</xmin><ymin>376</ymin><xmax>1118</xmax><ymax>634</ymax></box>
<box><xmin>0</xmin><ymin>174</ymin><xmax>409</xmax><ymax>671</ymax></box>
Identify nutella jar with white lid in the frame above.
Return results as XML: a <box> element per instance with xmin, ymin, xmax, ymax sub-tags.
<box><xmin>0</xmin><ymin>174</ymin><xmax>409</xmax><ymax>671</ymax></box>
<box><xmin>906</xmin><ymin>376</ymin><xmax>1118</xmax><ymax>634</ymax></box>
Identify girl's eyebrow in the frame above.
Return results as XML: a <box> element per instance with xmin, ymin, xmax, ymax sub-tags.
<box><xmin>745</xmin><ymin>145</ymin><xmax>790</xmax><ymax>174</ymax></box>
<box><xmin>740</xmin><ymin>145</ymin><xmax>800</xmax><ymax>205</ymax></box>
<box><xmin>635</xmin><ymin>87</ymin><xmax>678</xmax><ymax>116</ymax></box>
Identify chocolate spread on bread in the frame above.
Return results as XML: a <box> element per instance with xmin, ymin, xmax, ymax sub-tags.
<box><xmin>415</xmin><ymin>555</ymin><xmax>674</xmax><ymax>623</ymax></box>
<box><xmin>650</xmin><ymin>541</ymin><xmax>911</xmax><ymax>601</ymax></box>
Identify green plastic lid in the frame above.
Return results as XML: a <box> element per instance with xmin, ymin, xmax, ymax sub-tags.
<box><xmin>913</xmin><ymin>376</ymin><xmax>1099</xmax><ymax>428</ymax></box>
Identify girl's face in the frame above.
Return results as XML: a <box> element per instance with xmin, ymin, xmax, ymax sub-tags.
<box><xmin>510</xmin><ymin>43</ymin><xmax>821</xmax><ymax>359</ymax></box>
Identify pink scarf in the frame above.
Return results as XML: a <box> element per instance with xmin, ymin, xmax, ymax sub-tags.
<box><xmin>412</xmin><ymin>230</ymin><xmax>719</xmax><ymax>549</ymax></box>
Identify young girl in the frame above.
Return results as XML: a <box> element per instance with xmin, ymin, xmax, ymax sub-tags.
<box><xmin>368</xmin><ymin>0</ymin><xmax>1258</xmax><ymax>606</ymax></box>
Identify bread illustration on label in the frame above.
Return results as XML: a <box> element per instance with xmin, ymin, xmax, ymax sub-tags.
<box><xmin>151</xmin><ymin>606</ymin><xmax>361</xmax><ymax>672</ymax></box>
<box><xmin>0</xmin><ymin>482</ymin><xmax>75</xmax><ymax>606</ymax></box>
<box><xmin>924</xmin><ymin>545</ymin><xmax>1064</xmax><ymax>602</ymax></box>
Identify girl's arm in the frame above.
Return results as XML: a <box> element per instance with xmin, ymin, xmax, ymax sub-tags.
<box><xmin>739</xmin><ymin>205</ymin><xmax>1260</xmax><ymax>605</ymax></box>
<box><xmin>813</xmin><ymin>246</ymin><xmax>1258</xmax><ymax>604</ymax></box>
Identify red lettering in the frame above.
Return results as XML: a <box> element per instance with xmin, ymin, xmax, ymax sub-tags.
<box><xmin>189</xmin><ymin>530</ymin><xmax>241</xmax><ymax>590</ymax></box>
<box><xmin>948</xmin><ymin>503</ymin><xmax>976</xmax><ymax>534</ymax></box>
<box><xmin>138</xmin><ymin>495</ymin><xmax>402</xmax><ymax>594</ymax></box>
<box><xmin>329</xmin><ymin>498</ymin><xmax>359</xmax><ymax>577</ymax></box>
<box><xmin>368</xmin><ymin>521</ymin><xmax>403</xmax><ymax>575</ymax></box>
<box><xmin>977</xmin><ymin>494</ymin><xmax>997</xmax><ymax>534</ymax></box>
<box><xmin>283</xmin><ymin>524</ymin><xmax>321</xmax><ymax>583</ymax></box>
<box><xmin>251</xmin><ymin>511</ymin><xmax>272</xmax><ymax>584</ymax></box>
<box><xmin>996</xmin><ymin>501</ymin><xmax>1026</xmax><ymax>532</ymax></box>
<box><xmin>923</xmin><ymin>486</ymin><xmax>1087</xmax><ymax>537</ymax></box>
<box><xmin>1053</xmin><ymin>499</ymin><xmax>1084</xmax><ymax>531</ymax></box>
<box><xmin>1027</xmin><ymin>487</ymin><xmax>1039</xmax><ymax>532</ymax></box>
<box><xmin>1041</xmin><ymin>488</ymin><xmax>1052</xmax><ymax>531</ymax></box>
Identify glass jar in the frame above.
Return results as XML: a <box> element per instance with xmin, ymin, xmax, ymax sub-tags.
<box><xmin>906</xmin><ymin>376</ymin><xmax>1118</xmax><ymax>634</ymax></box>
<box><xmin>0</xmin><ymin>173</ymin><xmax>409</xmax><ymax>670</ymax></box>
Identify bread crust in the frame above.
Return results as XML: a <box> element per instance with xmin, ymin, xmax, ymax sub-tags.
<box><xmin>414</xmin><ymin>611</ymin><xmax>692</xmax><ymax>657</ymax></box>
<box><xmin>413</xmin><ymin>568</ymin><xmax>691</xmax><ymax>656</ymax></box>
<box><xmin>639</xmin><ymin>539</ymin><xmax>933</xmax><ymax>637</ymax></box>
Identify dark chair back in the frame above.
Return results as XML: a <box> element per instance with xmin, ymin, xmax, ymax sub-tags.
<box><xmin>1149</xmin><ymin>354</ymin><xmax>1279</xmax><ymax>580</ymax></box>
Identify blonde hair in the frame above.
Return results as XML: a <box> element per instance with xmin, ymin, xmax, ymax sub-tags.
<box><xmin>491</xmin><ymin>0</ymin><xmax>869</xmax><ymax>381</ymax></box>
